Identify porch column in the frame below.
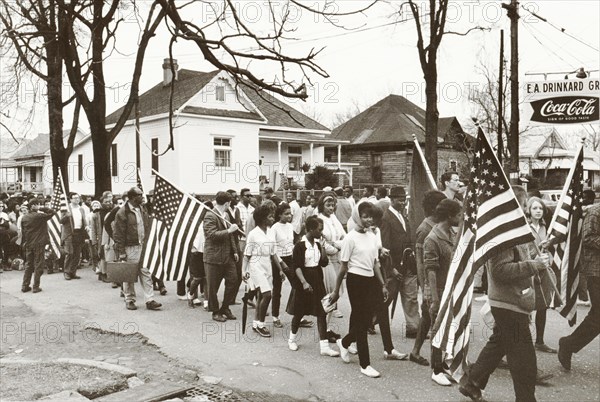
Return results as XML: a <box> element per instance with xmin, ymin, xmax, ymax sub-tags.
<box><xmin>309</xmin><ymin>143</ymin><xmax>314</xmax><ymax>168</ymax></box>
<box><xmin>337</xmin><ymin>144</ymin><xmax>342</xmax><ymax>169</ymax></box>
<box><xmin>21</xmin><ymin>165</ymin><xmax>25</xmax><ymax>189</ymax></box>
<box><xmin>277</xmin><ymin>141</ymin><xmax>282</xmax><ymax>190</ymax></box>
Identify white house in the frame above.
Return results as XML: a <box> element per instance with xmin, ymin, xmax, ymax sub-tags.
<box><xmin>65</xmin><ymin>60</ymin><xmax>347</xmax><ymax>196</ymax></box>
<box><xmin>0</xmin><ymin>129</ymin><xmax>87</xmax><ymax>195</ymax></box>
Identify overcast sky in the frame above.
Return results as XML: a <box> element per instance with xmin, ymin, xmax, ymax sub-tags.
<box><xmin>1</xmin><ymin>0</ymin><xmax>599</xmax><ymax>151</ymax></box>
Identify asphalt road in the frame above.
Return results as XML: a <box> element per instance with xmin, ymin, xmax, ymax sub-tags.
<box><xmin>1</xmin><ymin>267</ymin><xmax>598</xmax><ymax>401</ymax></box>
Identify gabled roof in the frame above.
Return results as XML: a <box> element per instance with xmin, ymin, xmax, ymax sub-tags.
<box><xmin>519</xmin><ymin>126</ymin><xmax>568</xmax><ymax>158</ymax></box>
<box><xmin>10</xmin><ymin>134</ymin><xmax>49</xmax><ymax>159</ymax></box>
<box><xmin>105</xmin><ymin>69</ymin><xmax>329</xmax><ymax>132</ymax></box>
<box><xmin>331</xmin><ymin>95</ymin><xmax>466</xmax><ymax>145</ymax></box>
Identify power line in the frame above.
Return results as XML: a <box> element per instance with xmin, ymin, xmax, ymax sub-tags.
<box><xmin>520</xmin><ymin>20</ymin><xmax>577</xmax><ymax>69</ymax></box>
<box><xmin>520</xmin><ymin>5</ymin><xmax>600</xmax><ymax>52</ymax></box>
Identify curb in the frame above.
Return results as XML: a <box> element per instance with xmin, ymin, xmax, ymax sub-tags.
<box><xmin>0</xmin><ymin>357</ymin><xmax>137</xmax><ymax>378</ymax></box>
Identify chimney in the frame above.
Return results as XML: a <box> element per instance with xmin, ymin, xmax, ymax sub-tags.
<box><xmin>162</xmin><ymin>58</ymin><xmax>179</xmax><ymax>86</ymax></box>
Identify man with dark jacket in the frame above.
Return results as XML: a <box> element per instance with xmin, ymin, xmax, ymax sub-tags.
<box><xmin>114</xmin><ymin>187</ymin><xmax>161</xmax><ymax>311</ymax></box>
<box><xmin>380</xmin><ymin>186</ymin><xmax>419</xmax><ymax>338</ymax></box>
<box><xmin>459</xmin><ymin>185</ymin><xmax>549</xmax><ymax>402</ymax></box>
<box><xmin>20</xmin><ymin>199</ymin><xmax>55</xmax><ymax>293</ymax></box>
<box><xmin>203</xmin><ymin>191</ymin><xmax>240</xmax><ymax>322</ymax></box>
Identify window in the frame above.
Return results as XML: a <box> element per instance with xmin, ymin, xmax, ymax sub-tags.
<box><xmin>371</xmin><ymin>153</ymin><xmax>382</xmax><ymax>183</ymax></box>
<box><xmin>78</xmin><ymin>154</ymin><xmax>83</xmax><ymax>181</ymax></box>
<box><xmin>151</xmin><ymin>138</ymin><xmax>159</xmax><ymax>173</ymax></box>
<box><xmin>216</xmin><ymin>85</ymin><xmax>225</xmax><ymax>102</ymax></box>
<box><xmin>29</xmin><ymin>168</ymin><xmax>36</xmax><ymax>183</ymax></box>
<box><xmin>288</xmin><ymin>145</ymin><xmax>302</xmax><ymax>171</ymax></box>
<box><xmin>111</xmin><ymin>144</ymin><xmax>118</xmax><ymax>176</ymax></box>
<box><xmin>214</xmin><ymin>137</ymin><xmax>231</xmax><ymax>167</ymax></box>
<box><xmin>450</xmin><ymin>160</ymin><xmax>457</xmax><ymax>171</ymax></box>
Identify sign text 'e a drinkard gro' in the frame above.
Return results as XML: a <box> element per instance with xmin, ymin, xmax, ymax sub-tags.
<box><xmin>523</xmin><ymin>78</ymin><xmax>600</xmax><ymax>125</ymax></box>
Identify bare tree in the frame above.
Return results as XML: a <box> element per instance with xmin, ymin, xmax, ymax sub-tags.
<box><xmin>403</xmin><ymin>0</ymin><xmax>487</xmax><ymax>179</ymax></box>
<box><xmin>0</xmin><ymin>0</ymin><xmax>81</xmax><ymax>189</ymax></box>
<box><xmin>331</xmin><ymin>99</ymin><xmax>362</xmax><ymax>129</ymax></box>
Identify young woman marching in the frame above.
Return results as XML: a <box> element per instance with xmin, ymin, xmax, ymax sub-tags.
<box><xmin>270</xmin><ymin>203</ymin><xmax>295</xmax><ymax>328</ymax></box>
<box><xmin>317</xmin><ymin>193</ymin><xmax>346</xmax><ymax>341</ymax></box>
<box><xmin>330</xmin><ymin>202</ymin><xmax>386</xmax><ymax>378</ymax></box>
<box><xmin>243</xmin><ymin>204</ymin><xmax>287</xmax><ymax>337</ymax></box>
<box><xmin>424</xmin><ymin>199</ymin><xmax>462</xmax><ymax>386</ymax></box>
<box><xmin>288</xmin><ymin>215</ymin><xmax>339</xmax><ymax>357</ymax></box>
<box><xmin>527</xmin><ymin>196</ymin><xmax>557</xmax><ymax>354</ymax></box>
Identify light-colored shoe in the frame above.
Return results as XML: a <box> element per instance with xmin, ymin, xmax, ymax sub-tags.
<box><xmin>192</xmin><ymin>298</ymin><xmax>202</xmax><ymax>306</ymax></box>
<box><xmin>332</xmin><ymin>310</ymin><xmax>343</xmax><ymax>318</ymax></box>
<box><xmin>288</xmin><ymin>333</ymin><xmax>298</xmax><ymax>351</ymax></box>
<box><xmin>320</xmin><ymin>340</ymin><xmax>340</xmax><ymax>357</ymax></box>
<box><xmin>336</xmin><ymin>339</ymin><xmax>350</xmax><ymax>363</ymax></box>
<box><xmin>348</xmin><ymin>343</ymin><xmax>358</xmax><ymax>355</ymax></box>
<box><xmin>177</xmin><ymin>295</ymin><xmax>188</xmax><ymax>301</ymax></box>
<box><xmin>577</xmin><ymin>299</ymin><xmax>591</xmax><ymax>307</ymax></box>
<box><xmin>474</xmin><ymin>295</ymin><xmax>488</xmax><ymax>302</ymax></box>
<box><xmin>360</xmin><ymin>365</ymin><xmax>380</xmax><ymax>378</ymax></box>
<box><xmin>384</xmin><ymin>349</ymin><xmax>408</xmax><ymax>360</ymax></box>
<box><xmin>432</xmin><ymin>372</ymin><xmax>452</xmax><ymax>386</ymax></box>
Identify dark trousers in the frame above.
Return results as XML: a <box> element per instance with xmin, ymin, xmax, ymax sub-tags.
<box><xmin>205</xmin><ymin>261</ymin><xmax>237</xmax><ymax>313</ymax></box>
<box><xmin>562</xmin><ymin>276</ymin><xmax>600</xmax><ymax>353</ymax></box>
<box><xmin>22</xmin><ymin>245</ymin><xmax>45</xmax><ymax>289</ymax></box>
<box><xmin>468</xmin><ymin>307</ymin><xmax>537</xmax><ymax>402</ymax></box>
<box><xmin>341</xmin><ymin>273</ymin><xmax>379</xmax><ymax>369</ymax></box>
<box><xmin>64</xmin><ymin>230</ymin><xmax>84</xmax><ymax>275</ymax></box>
<box><xmin>373</xmin><ymin>284</ymin><xmax>394</xmax><ymax>353</ymax></box>
<box><xmin>272</xmin><ymin>255</ymin><xmax>291</xmax><ymax>318</ymax></box>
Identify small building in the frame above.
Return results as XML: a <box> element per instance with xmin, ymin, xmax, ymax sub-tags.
<box><xmin>0</xmin><ymin>129</ymin><xmax>87</xmax><ymax>195</ymax></box>
<box><xmin>519</xmin><ymin>126</ymin><xmax>600</xmax><ymax>190</ymax></box>
<box><xmin>325</xmin><ymin>95</ymin><xmax>473</xmax><ymax>188</ymax></box>
<box><xmin>64</xmin><ymin>60</ymin><xmax>346</xmax><ymax>196</ymax></box>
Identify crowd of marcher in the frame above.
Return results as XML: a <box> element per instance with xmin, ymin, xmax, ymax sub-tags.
<box><xmin>1</xmin><ymin>174</ymin><xmax>598</xmax><ymax>400</ymax></box>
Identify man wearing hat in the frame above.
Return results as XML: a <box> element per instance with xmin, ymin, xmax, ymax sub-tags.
<box><xmin>380</xmin><ymin>186</ymin><xmax>419</xmax><ymax>338</ymax></box>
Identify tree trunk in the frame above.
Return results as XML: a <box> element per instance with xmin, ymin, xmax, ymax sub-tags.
<box><xmin>89</xmin><ymin>121</ymin><xmax>112</xmax><ymax>198</ymax></box>
<box><xmin>424</xmin><ymin>61</ymin><xmax>439</xmax><ymax>181</ymax></box>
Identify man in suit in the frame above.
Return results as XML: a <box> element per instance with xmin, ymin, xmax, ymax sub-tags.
<box><xmin>204</xmin><ymin>191</ymin><xmax>240</xmax><ymax>322</ymax></box>
<box><xmin>61</xmin><ymin>192</ymin><xmax>87</xmax><ymax>280</ymax></box>
<box><xmin>380</xmin><ymin>186</ymin><xmax>419</xmax><ymax>338</ymax></box>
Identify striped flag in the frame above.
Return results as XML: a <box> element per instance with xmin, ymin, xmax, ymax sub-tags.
<box><xmin>547</xmin><ymin>145</ymin><xmax>585</xmax><ymax>326</ymax></box>
<box><xmin>47</xmin><ymin>171</ymin><xmax>68</xmax><ymax>258</ymax></box>
<box><xmin>136</xmin><ymin>168</ymin><xmax>147</xmax><ymax>204</ymax></box>
<box><xmin>431</xmin><ymin>127</ymin><xmax>535</xmax><ymax>378</ymax></box>
<box><xmin>141</xmin><ymin>174</ymin><xmax>205</xmax><ymax>281</ymax></box>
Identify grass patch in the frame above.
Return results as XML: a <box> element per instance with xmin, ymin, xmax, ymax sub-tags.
<box><xmin>0</xmin><ymin>362</ymin><xmax>128</xmax><ymax>400</ymax></box>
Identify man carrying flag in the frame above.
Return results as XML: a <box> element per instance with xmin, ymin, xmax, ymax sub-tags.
<box><xmin>114</xmin><ymin>186</ymin><xmax>162</xmax><ymax>311</ymax></box>
<box><xmin>430</xmin><ymin>127</ymin><xmax>547</xmax><ymax>402</ymax></box>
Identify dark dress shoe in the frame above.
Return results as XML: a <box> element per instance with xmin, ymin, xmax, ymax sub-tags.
<box><xmin>409</xmin><ymin>353</ymin><xmax>429</xmax><ymax>366</ymax></box>
<box><xmin>212</xmin><ymin>313</ymin><xmax>226</xmax><ymax>322</ymax></box>
<box><xmin>32</xmin><ymin>287</ymin><xmax>42</xmax><ymax>293</ymax></box>
<box><xmin>64</xmin><ymin>274</ymin><xmax>72</xmax><ymax>280</ymax></box>
<box><xmin>221</xmin><ymin>309</ymin><xmax>237</xmax><ymax>320</ymax></box>
<box><xmin>367</xmin><ymin>327</ymin><xmax>377</xmax><ymax>335</ymax></box>
<box><xmin>299</xmin><ymin>319</ymin><xmax>313</xmax><ymax>328</ymax></box>
<box><xmin>146</xmin><ymin>300</ymin><xmax>162</xmax><ymax>310</ymax></box>
<box><xmin>126</xmin><ymin>301</ymin><xmax>137</xmax><ymax>310</ymax></box>
<box><xmin>558</xmin><ymin>338</ymin><xmax>572</xmax><ymax>370</ymax></box>
<box><xmin>326</xmin><ymin>330</ymin><xmax>341</xmax><ymax>343</ymax></box>
<box><xmin>111</xmin><ymin>282</ymin><xmax>119</xmax><ymax>288</ymax></box>
<box><xmin>71</xmin><ymin>275</ymin><xmax>81</xmax><ymax>279</ymax></box>
<box><xmin>159</xmin><ymin>287</ymin><xmax>167</xmax><ymax>296</ymax></box>
<box><xmin>21</xmin><ymin>286</ymin><xmax>32</xmax><ymax>293</ymax></box>
<box><xmin>459</xmin><ymin>376</ymin><xmax>483</xmax><ymax>402</ymax></box>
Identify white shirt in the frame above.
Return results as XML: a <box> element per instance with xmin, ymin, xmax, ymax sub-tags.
<box><xmin>245</xmin><ymin>226</ymin><xmax>276</xmax><ymax>275</ymax></box>
<box><xmin>236</xmin><ymin>203</ymin><xmax>254</xmax><ymax>238</ymax></box>
<box><xmin>271</xmin><ymin>222</ymin><xmax>294</xmax><ymax>257</ymax></box>
<box><xmin>71</xmin><ymin>207</ymin><xmax>84</xmax><ymax>229</ymax></box>
<box><xmin>192</xmin><ymin>222</ymin><xmax>205</xmax><ymax>253</ymax></box>
<box><xmin>340</xmin><ymin>230</ymin><xmax>379</xmax><ymax>277</ymax></box>
<box><xmin>388</xmin><ymin>205</ymin><xmax>406</xmax><ymax>231</ymax></box>
<box><xmin>301</xmin><ymin>235</ymin><xmax>322</xmax><ymax>267</ymax></box>
<box><xmin>289</xmin><ymin>200</ymin><xmax>302</xmax><ymax>234</ymax></box>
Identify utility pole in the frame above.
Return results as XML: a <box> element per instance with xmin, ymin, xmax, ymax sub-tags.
<box><xmin>498</xmin><ymin>29</ymin><xmax>504</xmax><ymax>164</ymax></box>
<box><xmin>502</xmin><ymin>0</ymin><xmax>519</xmax><ymax>183</ymax></box>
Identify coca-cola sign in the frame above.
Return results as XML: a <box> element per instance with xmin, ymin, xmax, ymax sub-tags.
<box><xmin>530</xmin><ymin>96</ymin><xmax>599</xmax><ymax>124</ymax></box>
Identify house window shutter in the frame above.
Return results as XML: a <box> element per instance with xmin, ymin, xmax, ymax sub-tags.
<box><xmin>151</xmin><ymin>138</ymin><xmax>159</xmax><ymax>173</ymax></box>
<box><xmin>78</xmin><ymin>154</ymin><xmax>83</xmax><ymax>181</ymax></box>
<box><xmin>111</xmin><ymin>144</ymin><xmax>118</xmax><ymax>177</ymax></box>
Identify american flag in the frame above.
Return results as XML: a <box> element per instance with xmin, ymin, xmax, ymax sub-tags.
<box><xmin>547</xmin><ymin>145</ymin><xmax>585</xmax><ymax>326</ymax></box>
<box><xmin>47</xmin><ymin>171</ymin><xmax>69</xmax><ymax>258</ymax></box>
<box><xmin>431</xmin><ymin>127</ymin><xmax>535</xmax><ymax>378</ymax></box>
<box><xmin>136</xmin><ymin>168</ymin><xmax>147</xmax><ymax>204</ymax></box>
<box><xmin>141</xmin><ymin>174</ymin><xmax>205</xmax><ymax>281</ymax></box>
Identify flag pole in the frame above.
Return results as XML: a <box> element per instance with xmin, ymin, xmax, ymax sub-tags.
<box><xmin>412</xmin><ymin>134</ymin><xmax>437</xmax><ymax>189</ymax></box>
<box><xmin>137</xmin><ymin>168</ymin><xmax>148</xmax><ymax>204</ymax></box>
<box><xmin>151</xmin><ymin>169</ymin><xmax>245</xmax><ymax>237</ymax></box>
<box><xmin>546</xmin><ymin>142</ymin><xmax>586</xmax><ymax>238</ymax></box>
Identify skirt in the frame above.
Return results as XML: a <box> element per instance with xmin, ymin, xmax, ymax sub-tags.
<box><xmin>287</xmin><ymin>266</ymin><xmax>327</xmax><ymax>317</ymax></box>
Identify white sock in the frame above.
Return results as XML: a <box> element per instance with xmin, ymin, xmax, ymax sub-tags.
<box><xmin>252</xmin><ymin>320</ymin><xmax>259</xmax><ymax>328</ymax></box>
<box><xmin>289</xmin><ymin>332</ymin><xmax>297</xmax><ymax>342</ymax></box>
<box><xmin>258</xmin><ymin>321</ymin><xmax>265</xmax><ymax>328</ymax></box>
